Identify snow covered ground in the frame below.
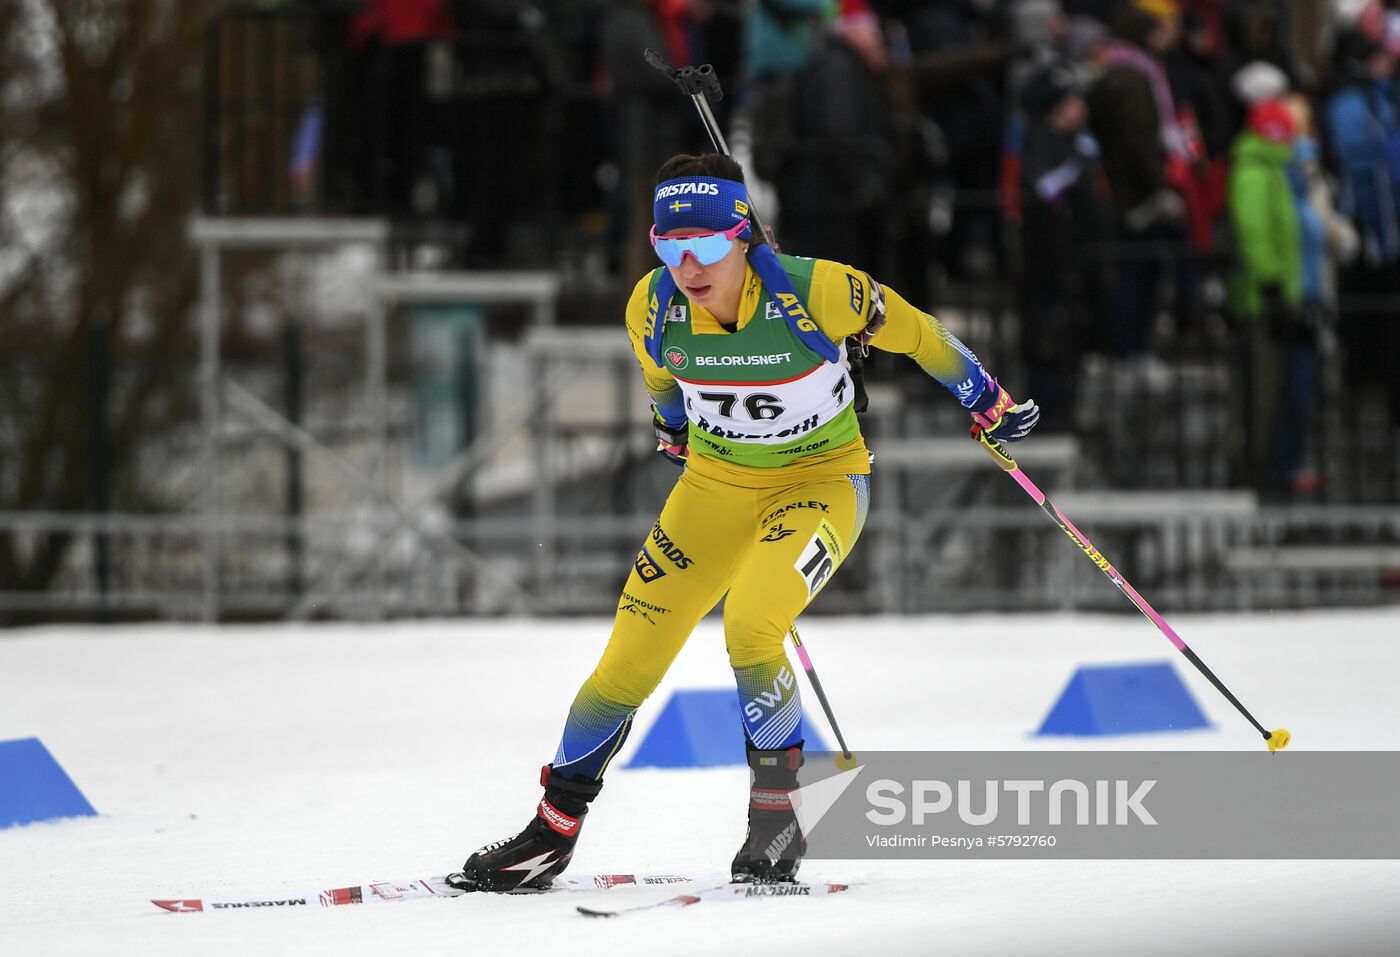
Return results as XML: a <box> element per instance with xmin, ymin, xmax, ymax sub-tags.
<box><xmin>2</xmin><ymin>610</ymin><xmax>1398</xmax><ymax>956</ymax></box>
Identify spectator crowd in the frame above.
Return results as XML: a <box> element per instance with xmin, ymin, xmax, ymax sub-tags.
<box><xmin>589</xmin><ymin>0</ymin><xmax>1400</xmax><ymax>499</ymax></box>
<box><xmin>287</xmin><ymin>0</ymin><xmax>1400</xmax><ymax>500</ymax></box>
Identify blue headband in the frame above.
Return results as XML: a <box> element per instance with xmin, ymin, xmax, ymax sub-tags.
<box><xmin>653</xmin><ymin>176</ymin><xmax>752</xmax><ymax>237</ymax></box>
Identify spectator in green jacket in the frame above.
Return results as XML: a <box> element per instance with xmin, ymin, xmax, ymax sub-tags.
<box><xmin>1227</xmin><ymin>98</ymin><xmax>1303</xmax><ymax>495</ymax></box>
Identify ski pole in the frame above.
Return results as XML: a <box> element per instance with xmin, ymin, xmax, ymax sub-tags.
<box><xmin>642</xmin><ymin>49</ymin><xmax>730</xmax><ymax>152</ymax></box>
<box><xmin>642</xmin><ymin>48</ymin><xmax>778</xmax><ymax>250</ymax></box>
<box><xmin>972</xmin><ymin>425</ymin><xmax>1291</xmax><ymax>752</ymax></box>
<box><xmin>789</xmin><ymin>624</ymin><xmax>857</xmax><ymax>769</ymax></box>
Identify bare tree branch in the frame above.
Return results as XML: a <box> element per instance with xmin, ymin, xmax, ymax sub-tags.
<box><xmin>0</xmin><ymin>0</ymin><xmax>214</xmax><ymax>603</ymax></box>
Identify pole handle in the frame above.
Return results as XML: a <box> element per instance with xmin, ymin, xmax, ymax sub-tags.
<box><xmin>970</xmin><ymin>424</ymin><xmax>1018</xmax><ymax>472</ymax></box>
<box><xmin>643</xmin><ymin>49</ymin><xmax>723</xmax><ymax>101</ymax></box>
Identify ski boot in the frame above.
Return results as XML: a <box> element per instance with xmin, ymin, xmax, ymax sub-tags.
<box><xmin>731</xmin><ymin>743</ymin><xmax>805</xmax><ymax>883</ymax></box>
<box><xmin>446</xmin><ymin>765</ymin><xmax>602</xmax><ymax>893</ymax></box>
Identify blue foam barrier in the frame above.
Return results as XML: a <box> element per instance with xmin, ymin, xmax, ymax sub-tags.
<box><xmin>1035</xmin><ymin>662</ymin><xmax>1211</xmax><ymax>737</ymax></box>
<box><xmin>626</xmin><ymin>688</ymin><xmax>828</xmax><ymax>769</ymax></box>
<box><xmin>0</xmin><ymin>737</ymin><xmax>98</xmax><ymax>828</ymax></box>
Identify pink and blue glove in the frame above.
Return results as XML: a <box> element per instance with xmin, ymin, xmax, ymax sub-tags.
<box><xmin>653</xmin><ymin>411</ymin><xmax>689</xmax><ymax>467</ymax></box>
<box><xmin>969</xmin><ymin>373</ymin><xmax>1040</xmax><ymax>442</ymax></box>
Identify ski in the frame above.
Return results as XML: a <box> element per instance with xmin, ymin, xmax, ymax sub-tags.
<box><xmin>152</xmin><ymin>877</ymin><xmax>453</xmax><ymax>913</ymax></box>
<box><xmin>152</xmin><ymin>871</ymin><xmax>727</xmax><ymax>913</ymax></box>
<box><xmin>576</xmin><ymin>881</ymin><xmax>853</xmax><ymax>918</ymax></box>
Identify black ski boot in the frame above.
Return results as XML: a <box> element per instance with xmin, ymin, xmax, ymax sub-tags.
<box><xmin>447</xmin><ymin>765</ymin><xmax>602</xmax><ymax>893</ymax></box>
<box><xmin>731</xmin><ymin>743</ymin><xmax>805</xmax><ymax>883</ymax></box>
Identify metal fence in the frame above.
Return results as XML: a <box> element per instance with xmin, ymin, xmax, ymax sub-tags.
<box><xmin>5</xmin><ymin>316</ymin><xmax>1400</xmax><ymax>622</ymax></box>
<box><xmin>3</xmin><ymin>500</ymin><xmax>1398</xmax><ymax>621</ymax></box>
<box><xmin>6</xmin><ymin>249</ymin><xmax>1398</xmax><ymax>622</ymax></box>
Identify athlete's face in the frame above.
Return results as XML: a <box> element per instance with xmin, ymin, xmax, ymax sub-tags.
<box><xmin>663</xmin><ymin>227</ymin><xmax>749</xmax><ymax>317</ymax></box>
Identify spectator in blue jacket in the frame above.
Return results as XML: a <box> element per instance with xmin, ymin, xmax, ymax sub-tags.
<box><xmin>1282</xmin><ymin>108</ymin><xmax>1358</xmax><ymax>496</ymax></box>
<box><xmin>1325</xmin><ymin>30</ymin><xmax>1400</xmax><ymax>268</ymax></box>
<box><xmin>1324</xmin><ymin>28</ymin><xmax>1400</xmax><ymax>427</ymax></box>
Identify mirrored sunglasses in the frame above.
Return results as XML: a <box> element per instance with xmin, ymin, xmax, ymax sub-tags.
<box><xmin>649</xmin><ymin>220</ymin><xmax>749</xmax><ymax>267</ymax></box>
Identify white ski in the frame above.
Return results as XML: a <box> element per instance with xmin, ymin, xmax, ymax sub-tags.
<box><xmin>576</xmin><ymin>881</ymin><xmax>853</xmax><ymax>918</ymax></box>
<box><xmin>151</xmin><ymin>871</ymin><xmax>728</xmax><ymax>912</ymax></box>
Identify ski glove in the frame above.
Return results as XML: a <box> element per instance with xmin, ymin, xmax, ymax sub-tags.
<box><xmin>970</xmin><ymin>373</ymin><xmax>1040</xmax><ymax>442</ymax></box>
<box><xmin>653</xmin><ymin>411</ymin><xmax>688</xmax><ymax>467</ymax></box>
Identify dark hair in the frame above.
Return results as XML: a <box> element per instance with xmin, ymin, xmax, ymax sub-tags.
<box><xmin>1022</xmin><ymin>64</ymin><xmax>1078</xmax><ymax>118</ymax></box>
<box><xmin>1333</xmin><ymin>30</ymin><xmax>1382</xmax><ymax>80</ymax></box>
<box><xmin>655</xmin><ymin>153</ymin><xmax>746</xmax><ymax>185</ymax></box>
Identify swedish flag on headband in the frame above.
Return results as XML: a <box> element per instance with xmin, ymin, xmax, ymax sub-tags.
<box><xmin>653</xmin><ymin>176</ymin><xmax>750</xmax><ymax>235</ymax></box>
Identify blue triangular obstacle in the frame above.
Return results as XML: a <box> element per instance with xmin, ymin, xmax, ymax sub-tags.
<box><xmin>0</xmin><ymin>737</ymin><xmax>97</xmax><ymax>828</ymax></box>
<box><xmin>626</xmin><ymin>688</ymin><xmax>829</xmax><ymax>769</ymax></box>
<box><xmin>1036</xmin><ymin>662</ymin><xmax>1211</xmax><ymax>737</ymax></box>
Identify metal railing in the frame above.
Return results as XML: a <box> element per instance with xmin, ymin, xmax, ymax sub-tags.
<box><xmin>3</xmin><ymin>500</ymin><xmax>1398</xmax><ymax>621</ymax></box>
<box><xmin>6</xmin><ymin>291</ymin><xmax>1400</xmax><ymax>623</ymax></box>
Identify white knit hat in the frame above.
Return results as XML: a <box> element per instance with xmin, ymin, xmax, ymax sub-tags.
<box><xmin>1232</xmin><ymin>60</ymin><xmax>1289</xmax><ymax>105</ymax></box>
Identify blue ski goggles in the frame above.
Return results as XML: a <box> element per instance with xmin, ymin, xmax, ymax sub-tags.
<box><xmin>649</xmin><ymin>219</ymin><xmax>750</xmax><ymax>267</ymax></box>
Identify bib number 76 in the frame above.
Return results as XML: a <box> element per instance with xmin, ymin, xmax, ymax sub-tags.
<box><xmin>697</xmin><ymin>391</ymin><xmax>785</xmax><ymax>421</ymax></box>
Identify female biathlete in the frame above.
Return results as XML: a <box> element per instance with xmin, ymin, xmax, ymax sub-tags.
<box><xmin>448</xmin><ymin>152</ymin><xmax>1039</xmax><ymax>891</ymax></box>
